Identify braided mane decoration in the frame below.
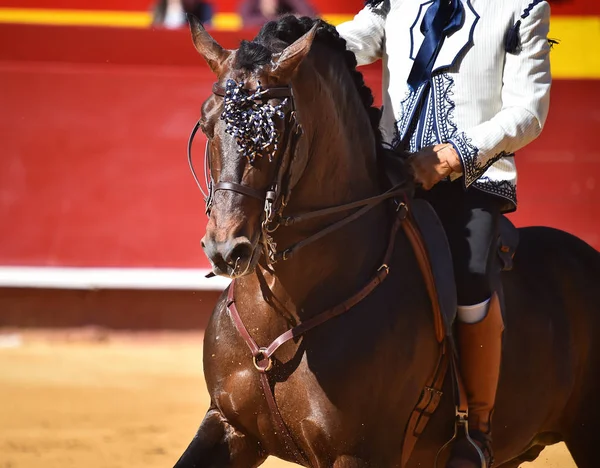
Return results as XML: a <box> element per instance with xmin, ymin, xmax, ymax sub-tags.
<box><xmin>221</xmin><ymin>79</ymin><xmax>289</xmax><ymax>163</ymax></box>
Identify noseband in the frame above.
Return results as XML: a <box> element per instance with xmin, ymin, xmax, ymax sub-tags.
<box><xmin>188</xmin><ymin>79</ymin><xmax>407</xmax><ymax>264</ymax></box>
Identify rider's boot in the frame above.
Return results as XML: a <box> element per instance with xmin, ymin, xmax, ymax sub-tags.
<box><xmin>446</xmin><ymin>293</ymin><xmax>504</xmax><ymax>468</ymax></box>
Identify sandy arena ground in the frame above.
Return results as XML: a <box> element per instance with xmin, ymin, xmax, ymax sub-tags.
<box><xmin>0</xmin><ymin>330</ymin><xmax>576</xmax><ymax>468</ymax></box>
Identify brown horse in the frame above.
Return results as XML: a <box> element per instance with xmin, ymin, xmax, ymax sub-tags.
<box><xmin>175</xmin><ymin>15</ymin><xmax>600</xmax><ymax>468</ymax></box>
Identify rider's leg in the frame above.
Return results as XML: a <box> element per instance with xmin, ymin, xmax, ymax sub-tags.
<box><xmin>417</xmin><ymin>181</ymin><xmax>504</xmax><ymax>467</ymax></box>
<box><xmin>450</xmin><ymin>197</ymin><xmax>504</xmax><ymax>446</ymax></box>
<box><xmin>454</xmin><ymin>294</ymin><xmax>504</xmax><ymax>462</ymax></box>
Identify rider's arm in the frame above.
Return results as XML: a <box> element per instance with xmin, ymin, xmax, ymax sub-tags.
<box><xmin>447</xmin><ymin>1</ymin><xmax>552</xmax><ymax>187</ymax></box>
<box><xmin>336</xmin><ymin>1</ymin><xmax>390</xmax><ymax>66</ymax></box>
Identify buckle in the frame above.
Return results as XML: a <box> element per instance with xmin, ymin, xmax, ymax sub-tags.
<box><xmin>253</xmin><ymin>348</ymin><xmax>273</xmax><ymax>373</ymax></box>
<box><xmin>456</xmin><ymin>408</ymin><xmax>469</xmax><ymax>424</ymax></box>
<box><xmin>425</xmin><ymin>386</ymin><xmax>443</xmax><ymax>397</ymax></box>
<box><xmin>265</xmin><ymin>190</ymin><xmax>277</xmax><ymax>203</ymax></box>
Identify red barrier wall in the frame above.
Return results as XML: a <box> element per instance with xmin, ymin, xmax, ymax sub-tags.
<box><xmin>1</xmin><ymin>24</ymin><xmax>599</xmax><ymax>271</ymax></box>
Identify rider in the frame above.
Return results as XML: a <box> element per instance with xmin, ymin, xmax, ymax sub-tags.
<box><xmin>337</xmin><ymin>0</ymin><xmax>552</xmax><ymax>466</ymax></box>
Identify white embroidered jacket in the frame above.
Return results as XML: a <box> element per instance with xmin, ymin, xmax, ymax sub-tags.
<box><xmin>337</xmin><ymin>0</ymin><xmax>552</xmax><ymax>211</ymax></box>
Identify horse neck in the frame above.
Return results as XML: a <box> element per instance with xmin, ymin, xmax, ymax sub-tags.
<box><xmin>290</xmin><ymin>52</ymin><xmax>381</xmax><ymax>208</ymax></box>
<box><xmin>244</xmin><ymin>52</ymin><xmax>392</xmax><ymax>318</ymax></box>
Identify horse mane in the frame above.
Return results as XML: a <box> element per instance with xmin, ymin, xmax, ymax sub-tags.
<box><xmin>234</xmin><ymin>16</ymin><xmax>383</xmax><ymax>150</ymax></box>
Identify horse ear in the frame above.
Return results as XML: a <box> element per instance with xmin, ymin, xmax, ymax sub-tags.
<box><xmin>188</xmin><ymin>14</ymin><xmax>231</xmax><ymax>75</ymax></box>
<box><xmin>271</xmin><ymin>24</ymin><xmax>318</xmax><ymax>81</ymax></box>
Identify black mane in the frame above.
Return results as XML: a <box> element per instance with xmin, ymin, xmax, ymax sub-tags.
<box><xmin>234</xmin><ymin>15</ymin><xmax>383</xmax><ymax>149</ymax></box>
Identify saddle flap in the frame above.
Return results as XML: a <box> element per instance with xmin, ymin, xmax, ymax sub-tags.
<box><xmin>410</xmin><ymin>199</ymin><xmax>457</xmax><ymax>334</ymax></box>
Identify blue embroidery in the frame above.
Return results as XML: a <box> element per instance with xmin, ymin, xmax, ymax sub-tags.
<box><xmin>393</xmin><ymin>84</ymin><xmax>426</xmax><ymax>149</ymax></box>
<box><xmin>391</xmin><ymin>75</ymin><xmax>517</xmax><ymax>208</ymax></box>
<box><xmin>396</xmin><ymin>89</ymin><xmax>418</xmax><ymax>142</ymax></box>
<box><xmin>393</xmin><ymin>73</ymin><xmax>457</xmax><ymax>152</ymax></box>
<box><xmin>432</xmin><ymin>73</ymin><xmax>457</xmax><ymax>143</ymax></box>
<box><xmin>449</xmin><ymin>130</ymin><xmax>514</xmax><ymax>188</ymax></box>
<box><xmin>410</xmin><ymin>124</ymin><xmax>419</xmax><ymax>152</ymax></box>
<box><xmin>521</xmin><ymin>0</ymin><xmax>546</xmax><ymax>19</ymax></box>
<box><xmin>472</xmin><ymin>178</ymin><xmax>517</xmax><ymax>209</ymax></box>
<box><xmin>449</xmin><ymin>132</ymin><xmax>479</xmax><ymax>186</ymax></box>
<box><xmin>418</xmin><ymin>99</ymin><xmax>435</xmax><ymax>149</ymax></box>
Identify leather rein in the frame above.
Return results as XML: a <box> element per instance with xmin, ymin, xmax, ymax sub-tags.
<box><xmin>187</xmin><ymin>81</ymin><xmax>407</xmax><ymax>264</ymax></box>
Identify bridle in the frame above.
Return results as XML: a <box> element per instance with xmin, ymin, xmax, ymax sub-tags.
<box><xmin>188</xmin><ymin>78</ymin><xmax>408</xmax><ymax>265</ymax></box>
<box><xmin>188</xmin><ymin>79</ymin><xmax>305</xmax><ymax>264</ymax></box>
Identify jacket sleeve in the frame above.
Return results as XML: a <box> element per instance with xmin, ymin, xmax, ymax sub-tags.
<box><xmin>448</xmin><ymin>1</ymin><xmax>552</xmax><ymax>187</ymax></box>
<box><xmin>336</xmin><ymin>1</ymin><xmax>390</xmax><ymax>66</ymax></box>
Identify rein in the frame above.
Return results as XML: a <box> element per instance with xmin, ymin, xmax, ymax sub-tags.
<box><xmin>187</xmin><ymin>80</ymin><xmax>408</xmax><ymax>264</ymax></box>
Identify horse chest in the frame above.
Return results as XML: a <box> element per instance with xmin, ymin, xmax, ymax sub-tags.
<box><xmin>204</xmin><ymin>330</ymin><xmax>257</xmax><ymax>398</ymax></box>
<box><xmin>203</xmin><ymin>308</ymin><xmax>290</xmax><ymax>417</ymax></box>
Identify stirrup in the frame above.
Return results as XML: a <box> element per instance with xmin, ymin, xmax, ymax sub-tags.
<box><xmin>434</xmin><ymin>409</ymin><xmax>487</xmax><ymax>468</ymax></box>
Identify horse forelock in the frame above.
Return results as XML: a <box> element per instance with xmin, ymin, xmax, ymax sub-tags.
<box><xmin>234</xmin><ymin>41</ymin><xmax>272</xmax><ymax>72</ymax></box>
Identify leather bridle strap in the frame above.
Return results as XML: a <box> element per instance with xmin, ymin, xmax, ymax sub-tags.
<box><xmin>194</xmin><ymin>82</ymin><xmax>298</xmax><ymax>214</ymax></box>
<box><xmin>282</xmin><ymin>187</ymin><xmax>406</xmax><ymax>226</ymax></box>
<box><xmin>187</xmin><ymin>120</ymin><xmax>209</xmax><ymax>201</ymax></box>
<box><xmin>193</xmin><ymin>82</ymin><xmax>410</xmax><ymax>265</ymax></box>
<box><xmin>213</xmin><ymin>181</ymin><xmax>267</xmax><ymax>201</ymax></box>
<box><xmin>187</xmin><ymin>125</ymin><xmax>268</xmax><ymax>207</ymax></box>
<box><xmin>274</xmin><ymin>186</ymin><xmax>407</xmax><ymax>262</ymax></box>
<box><xmin>226</xmin><ymin>203</ymin><xmax>409</xmax><ymax>466</ymax></box>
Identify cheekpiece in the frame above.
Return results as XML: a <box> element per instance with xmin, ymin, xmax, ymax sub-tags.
<box><xmin>221</xmin><ymin>79</ymin><xmax>289</xmax><ymax>163</ymax></box>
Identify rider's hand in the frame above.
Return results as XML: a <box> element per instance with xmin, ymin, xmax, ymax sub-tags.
<box><xmin>409</xmin><ymin>143</ymin><xmax>463</xmax><ymax>190</ymax></box>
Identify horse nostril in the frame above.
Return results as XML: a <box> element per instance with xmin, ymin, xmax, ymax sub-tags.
<box><xmin>225</xmin><ymin>242</ymin><xmax>253</xmax><ymax>266</ymax></box>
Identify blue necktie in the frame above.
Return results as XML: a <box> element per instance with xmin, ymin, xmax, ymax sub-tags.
<box><xmin>407</xmin><ymin>0</ymin><xmax>465</xmax><ymax>90</ymax></box>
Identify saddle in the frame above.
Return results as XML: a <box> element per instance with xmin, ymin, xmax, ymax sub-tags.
<box><xmin>380</xmin><ymin>148</ymin><xmax>519</xmax><ymax>332</ymax></box>
<box><xmin>380</xmin><ymin>149</ymin><xmax>519</xmax><ymax>466</ymax></box>
<box><xmin>411</xmin><ymin>199</ymin><xmax>519</xmax><ymax>333</ymax></box>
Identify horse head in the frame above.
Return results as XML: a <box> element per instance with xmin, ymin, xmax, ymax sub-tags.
<box><xmin>189</xmin><ymin>16</ymin><xmax>317</xmax><ymax>279</ymax></box>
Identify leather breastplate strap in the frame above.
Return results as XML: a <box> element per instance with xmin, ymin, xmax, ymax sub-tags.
<box><xmin>226</xmin><ymin>204</ymin><xmax>408</xmax><ymax>466</ymax></box>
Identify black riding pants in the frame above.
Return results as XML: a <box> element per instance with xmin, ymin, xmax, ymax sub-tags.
<box><xmin>416</xmin><ymin>180</ymin><xmax>504</xmax><ymax>306</ymax></box>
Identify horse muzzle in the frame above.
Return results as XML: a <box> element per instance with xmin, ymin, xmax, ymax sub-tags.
<box><xmin>201</xmin><ymin>234</ymin><xmax>260</xmax><ymax>278</ymax></box>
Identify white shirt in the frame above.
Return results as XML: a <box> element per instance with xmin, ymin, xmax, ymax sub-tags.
<box><xmin>337</xmin><ymin>0</ymin><xmax>552</xmax><ymax>211</ymax></box>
